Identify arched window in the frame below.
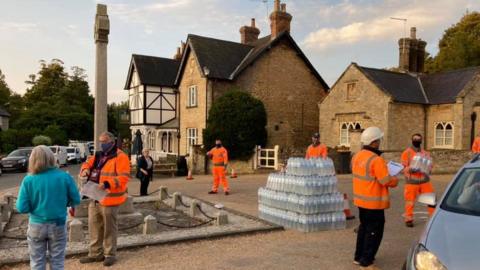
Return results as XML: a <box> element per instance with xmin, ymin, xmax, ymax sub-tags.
<box><xmin>148</xmin><ymin>130</ymin><xmax>156</xmax><ymax>150</ymax></box>
<box><xmin>168</xmin><ymin>132</ymin><xmax>173</xmax><ymax>153</ymax></box>
<box><xmin>340</xmin><ymin>122</ymin><xmax>362</xmax><ymax>146</ymax></box>
<box><xmin>161</xmin><ymin>133</ymin><xmax>167</xmax><ymax>152</ymax></box>
<box><xmin>434</xmin><ymin>122</ymin><xmax>454</xmax><ymax>148</ymax></box>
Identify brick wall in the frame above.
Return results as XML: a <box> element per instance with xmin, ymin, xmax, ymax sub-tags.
<box><xmin>387</xmin><ymin>103</ymin><xmax>425</xmax><ymax>151</ymax></box>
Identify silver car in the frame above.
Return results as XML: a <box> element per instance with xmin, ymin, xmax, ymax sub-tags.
<box><xmin>405</xmin><ymin>156</ymin><xmax>480</xmax><ymax>270</ymax></box>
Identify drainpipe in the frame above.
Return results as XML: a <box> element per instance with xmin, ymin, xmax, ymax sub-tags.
<box><xmin>471</xmin><ymin>112</ymin><xmax>477</xmax><ymax>148</ymax></box>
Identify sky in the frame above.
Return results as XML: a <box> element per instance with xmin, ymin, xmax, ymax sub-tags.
<box><xmin>1</xmin><ymin>0</ymin><xmax>479</xmax><ymax>104</ymax></box>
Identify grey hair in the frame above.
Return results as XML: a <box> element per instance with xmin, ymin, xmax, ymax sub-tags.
<box><xmin>100</xmin><ymin>131</ymin><xmax>115</xmax><ymax>142</ymax></box>
<box><xmin>28</xmin><ymin>145</ymin><xmax>57</xmax><ymax>174</ymax></box>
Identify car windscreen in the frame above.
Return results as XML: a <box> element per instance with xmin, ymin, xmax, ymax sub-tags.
<box><xmin>441</xmin><ymin>168</ymin><xmax>480</xmax><ymax>216</ymax></box>
<box><xmin>49</xmin><ymin>147</ymin><xmax>57</xmax><ymax>153</ymax></box>
<box><xmin>7</xmin><ymin>150</ymin><xmax>29</xmax><ymax>157</ymax></box>
<box><xmin>66</xmin><ymin>148</ymin><xmax>75</xmax><ymax>153</ymax></box>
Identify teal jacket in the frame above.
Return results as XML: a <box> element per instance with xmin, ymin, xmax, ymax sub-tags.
<box><xmin>16</xmin><ymin>168</ymin><xmax>81</xmax><ymax>225</ymax></box>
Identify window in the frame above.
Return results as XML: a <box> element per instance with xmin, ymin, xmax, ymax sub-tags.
<box><xmin>148</xmin><ymin>131</ymin><xmax>156</xmax><ymax>150</ymax></box>
<box><xmin>186</xmin><ymin>128</ymin><xmax>198</xmax><ymax>150</ymax></box>
<box><xmin>346</xmin><ymin>82</ymin><xmax>358</xmax><ymax>100</ymax></box>
<box><xmin>161</xmin><ymin>133</ymin><xmax>167</xmax><ymax>152</ymax></box>
<box><xmin>188</xmin><ymin>86</ymin><xmax>197</xmax><ymax>107</ymax></box>
<box><xmin>435</xmin><ymin>122</ymin><xmax>454</xmax><ymax>148</ymax></box>
<box><xmin>340</xmin><ymin>122</ymin><xmax>362</xmax><ymax>146</ymax></box>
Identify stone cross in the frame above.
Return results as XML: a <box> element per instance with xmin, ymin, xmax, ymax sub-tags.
<box><xmin>94</xmin><ymin>4</ymin><xmax>109</xmax><ymax>150</ymax></box>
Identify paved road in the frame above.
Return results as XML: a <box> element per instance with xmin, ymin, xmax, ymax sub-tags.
<box><xmin>0</xmin><ymin>164</ymin><xmax>81</xmax><ymax>191</ymax></box>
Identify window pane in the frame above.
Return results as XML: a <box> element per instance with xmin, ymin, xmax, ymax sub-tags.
<box><xmin>446</xmin><ymin>123</ymin><xmax>453</xmax><ymax>130</ymax></box>
<box><xmin>436</xmin><ymin>138</ymin><xmax>443</xmax><ymax>146</ymax></box>
<box><xmin>445</xmin><ymin>138</ymin><xmax>453</xmax><ymax>146</ymax></box>
<box><xmin>436</xmin><ymin>123</ymin><xmax>443</xmax><ymax>130</ymax></box>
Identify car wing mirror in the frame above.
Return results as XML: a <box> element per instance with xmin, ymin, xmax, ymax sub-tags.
<box><xmin>418</xmin><ymin>192</ymin><xmax>436</xmax><ymax>207</ymax></box>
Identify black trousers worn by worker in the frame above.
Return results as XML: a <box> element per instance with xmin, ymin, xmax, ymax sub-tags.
<box><xmin>140</xmin><ymin>174</ymin><xmax>152</xmax><ymax>196</ymax></box>
<box><xmin>354</xmin><ymin>207</ymin><xmax>385</xmax><ymax>267</ymax></box>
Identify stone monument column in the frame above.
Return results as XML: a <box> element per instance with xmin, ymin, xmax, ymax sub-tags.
<box><xmin>94</xmin><ymin>4</ymin><xmax>109</xmax><ymax>150</ymax></box>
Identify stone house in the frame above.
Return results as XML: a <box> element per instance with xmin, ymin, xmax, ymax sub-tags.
<box><xmin>125</xmin><ymin>0</ymin><xmax>329</xmax><ymax>160</ymax></box>
<box><xmin>319</xmin><ymin>27</ymin><xmax>480</xmax><ymax>153</ymax></box>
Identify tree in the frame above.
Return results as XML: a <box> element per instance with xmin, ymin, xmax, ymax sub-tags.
<box><xmin>32</xmin><ymin>135</ymin><xmax>52</xmax><ymax>146</ymax></box>
<box><xmin>108</xmin><ymin>101</ymin><xmax>130</xmax><ymax>142</ymax></box>
<box><xmin>425</xmin><ymin>11</ymin><xmax>480</xmax><ymax>73</ymax></box>
<box><xmin>0</xmin><ymin>69</ymin><xmax>12</xmax><ymax>107</ymax></box>
<box><xmin>203</xmin><ymin>90</ymin><xmax>267</xmax><ymax>160</ymax></box>
<box><xmin>43</xmin><ymin>124</ymin><xmax>68</xmax><ymax>145</ymax></box>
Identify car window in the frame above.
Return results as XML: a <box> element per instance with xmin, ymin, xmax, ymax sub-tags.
<box><xmin>49</xmin><ymin>147</ymin><xmax>57</xmax><ymax>153</ymax></box>
<box><xmin>441</xmin><ymin>168</ymin><xmax>480</xmax><ymax>216</ymax></box>
<box><xmin>67</xmin><ymin>148</ymin><xmax>75</xmax><ymax>153</ymax></box>
<box><xmin>7</xmin><ymin>150</ymin><xmax>28</xmax><ymax>157</ymax></box>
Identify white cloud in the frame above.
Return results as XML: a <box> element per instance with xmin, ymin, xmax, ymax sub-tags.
<box><xmin>0</xmin><ymin>22</ymin><xmax>37</xmax><ymax>32</ymax></box>
<box><xmin>302</xmin><ymin>0</ymin><xmax>480</xmax><ymax>51</ymax></box>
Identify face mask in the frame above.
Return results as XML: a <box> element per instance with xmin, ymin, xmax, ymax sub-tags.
<box><xmin>215</xmin><ymin>144</ymin><xmax>222</xmax><ymax>148</ymax></box>
<box><xmin>101</xmin><ymin>142</ymin><xmax>114</xmax><ymax>153</ymax></box>
<box><xmin>412</xmin><ymin>141</ymin><xmax>422</xmax><ymax>148</ymax></box>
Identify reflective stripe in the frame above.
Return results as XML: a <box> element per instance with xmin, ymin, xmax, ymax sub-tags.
<box><xmin>353</xmin><ymin>174</ymin><xmax>374</xmax><ymax>181</ymax></box>
<box><xmin>213</xmin><ymin>162</ymin><xmax>225</xmax><ymax>166</ymax></box>
<box><xmin>353</xmin><ymin>155</ymin><xmax>377</xmax><ymax>182</ymax></box>
<box><xmin>354</xmin><ymin>194</ymin><xmax>389</xmax><ymax>202</ymax></box>
<box><xmin>405</xmin><ymin>201</ymin><xmax>415</xmax><ymax>205</ymax></box>
<box><xmin>106</xmin><ymin>192</ymin><xmax>125</xmax><ymax>197</ymax></box>
<box><xmin>406</xmin><ymin>178</ymin><xmax>430</xmax><ymax>185</ymax></box>
<box><xmin>118</xmin><ymin>173</ymin><xmax>130</xmax><ymax>177</ymax></box>
<box><xmin>113</xmin><ymin>178</ymin><xmax>120</xmax><ymax>189</ymax></box>
<box><xmin>378</xmin><ymin>176</ymin><xmax>391</xmax><ymax>185</ymax></box>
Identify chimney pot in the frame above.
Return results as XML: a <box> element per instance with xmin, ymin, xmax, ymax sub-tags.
<box><xmin>410</xmin><ymin>27</ymin><xmax>416</xmax><ymax>39</ymax></box>
<box><xmin>251</xmin><ymin>18</ymin><xmax>255</xmax><ymax>27</ymax></box>
<box><xmin>281</xmin><ymin>3</ymin><xmax>286</xmax><ymax>12</ymax></box>
<box><xmin>274</xmin><ymin>0</ymin><xmax>280</xmax><ymax>12</ymax></box>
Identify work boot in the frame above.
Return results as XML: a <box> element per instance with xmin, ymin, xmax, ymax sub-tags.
<box><xmin>208</xmin><ymin>191</ymin><xmax>217</xmax><ymax>194</ymax></box>
<box><xmin>103</xmin><ymin>256</ymin><xmax>116</xmax><ymax>267</ymax></box>
<box><xmin>225</xmin><ymin>191</ymin><xmax>230</xmax><ymax>196</ymax></box>
<box><xmin>405</xmin><ymin>221</ymin><xmax>414</xmax><ymax>228</ymax></box>
<box><xmin>79</xmin><ymin>255</ymin><xmax>104</xmax><ymax>264</ymax></box>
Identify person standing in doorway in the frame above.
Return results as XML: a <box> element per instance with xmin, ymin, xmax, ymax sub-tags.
<box><xmin>401</xmin><ymin>133</ymin><xmax>435</xmax><ymax>227</ymax></box>
<box><xmin>305</xmin><ymin>132</ymin><xmax>328</xmax><ymax>159</ymax></box>
<box><xmin>78</xmin><ymin>131</ymin><xmax>130</xmax><ymax>267</ymax></box>
<box><xmin>207</xmin><ymin>139</ymin><xmax>230</xmax><ymax>195</ymax></box>
<box><xmin>137</xmin><ymin>148</ymin><xmax>154</xmax><ymax>196</ymax></box>
<box><xmin>352</xmin><ymin>127</ymin><xmax>398</xmax><ymax>270</ymax></box>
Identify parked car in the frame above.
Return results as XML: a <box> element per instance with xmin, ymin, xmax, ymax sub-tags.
<box><xmin>49</xmin><ymin>146</ymin><xmax>68</xmax><ymax>167</ymax></box>
<box><xmin>87</xmin><ymin>141</ymin><xmax>94</xmax><ymax>155</ymax></box>
<box><xmin>0</xmin><ymin>148</ymin><xmax>32</xmax><ymax>172</ymax></box>
<box><xmin>404</xmin><ymin>155</ymin><xmax>480</xmax><ymax>270</ymax></box>
<box><xmin>66</xmin><ymin>147</ymin><xmax>81</xmax><ymax>164</ymax></box>
<box><xmin>68</xmin><ymin>141</ymin><xmax>89</xmax><ymax>161</ymax></box>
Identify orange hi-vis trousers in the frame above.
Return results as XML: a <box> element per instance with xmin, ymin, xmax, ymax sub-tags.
<box><xmin>404</xmin><ymin>182</ymin><xmax>435</xmax><ymax>222</ymax></box>
<box><xmin>212</xmin><ymin>166</ymin><xmax>229</xmax><ymax>192</ymax></box>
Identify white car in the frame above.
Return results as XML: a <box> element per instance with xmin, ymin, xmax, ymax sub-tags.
<box><xmin>49</xmin><ymin>146</ymin><xmax>68</xmax><ymax>167</ymax></box>
<box><xmin>66</xmin><ymin>147</ymin><xmax>81</xmax><ymax>164</ymax></box>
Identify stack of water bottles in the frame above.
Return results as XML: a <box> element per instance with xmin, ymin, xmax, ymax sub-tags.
<box><xmin>258</xmin><ymin>157</ymin><xmax>346</xmax><ymax>232</ymax></box>
<box><xmin>409</xmin><ymin>153</ymin><xmax>432</xmax><ymax>174</ymax></box>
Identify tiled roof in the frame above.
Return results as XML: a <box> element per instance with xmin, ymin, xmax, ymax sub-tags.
<box><xmin>124</xmin><ymin>55</ymin><xmax>180</xmax><ymax>89</ymax></box>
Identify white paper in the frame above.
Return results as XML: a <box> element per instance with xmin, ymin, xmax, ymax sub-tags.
<box><xmin>81</xmin><ymin>181</ymin><xmax>107</xmax><ymax>201</ymax></box>
<box><xmin>387</xmin><ymin>161</ymin><xmax>404</xmax><ymax>176</ymax></box>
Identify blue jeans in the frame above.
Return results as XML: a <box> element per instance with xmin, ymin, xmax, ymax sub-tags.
<box><xmin>27</xmin><ymin>222</ymin><xmax>67</xmax><ymax>270</ymax></box>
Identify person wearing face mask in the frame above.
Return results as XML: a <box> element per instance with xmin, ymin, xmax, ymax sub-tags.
<box><xmin>305</xmin><ymin>132</ymin><xmax>328</xmax><ymax>159</ymax></box>
<box><xmin>352</xmin><ymin>127</ymin><xmax>398</xmax><ymax>270</ymax></box>
<box><xmin>206</xmin><ymin>139</ymin><xmax>229</xmax><ymax>195</ymax></box>
<box><xmin>78</xmin><ymin>131</ymin><xmax>130</xmax><ymax>267</ymax></box>
<box><xmin>401</xmin><ymin>133</ymin><xmax>435</xmax><ymax>228</ymax></box>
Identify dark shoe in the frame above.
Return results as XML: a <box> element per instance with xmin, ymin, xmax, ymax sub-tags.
<box><xmin>79</xmin><ymin>255</ymin><xmax>104</xmax><ymax>264</ymax></box>
<box><xmin>208</xmin><ymin>191</ymin><xmax>218</xmax><ymax>194</ymax></box>
<box><xmin>405</xmin><ymin>221</ymin><xmax>414</xmax><ymax>228</ymax></box>
<box><xmin>225</xmin><ymin>191</ymin><xmax>230</xmax><ymax>196</ymax></box>
<box><xmin>103</xmin><ymin>257</ymin><xmax>116</xmax><ymax>267</ymax></box>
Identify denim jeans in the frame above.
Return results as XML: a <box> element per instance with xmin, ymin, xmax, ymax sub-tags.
<box><xmin>27</xmin><ymin>222</ymin><xmax>67</xmax><ymax>270</ymax></box>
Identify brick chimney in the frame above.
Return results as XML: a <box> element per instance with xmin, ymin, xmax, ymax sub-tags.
<box><xmin>270</xmin><ymin>0</ymin><xmax>292</xmax><ymax>39</ymax></box>
<box><xmin>173</xmin><ymin>47</ymin><xmax>182</xmax><ymax>60</ymax></box>
<box><xmin>398</xmin><ymin>27</ymin><xmax>427</xmax><ymax>73</ymax></box>
<box><xmin>240</xmin><ymin>18</ymin><xmax>260</xmax><ymax>44</ymax></box>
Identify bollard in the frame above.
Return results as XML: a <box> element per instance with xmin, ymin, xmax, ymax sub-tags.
<box><xmin>0</xmin><ymin>202</ymin><xmax>8</xmax><ymax>222</ymax></box>
<box><xmin>215</xmin><ymin>211</ymin><xmax>228</xmax><ymax>226</ymax></box>
<box><xmin>68</xmin><ymin>219</ymin><xmax>84</xmax><ymax>242</ymax></box>
<box><xmin>158</xmin><ymin>186</ymin><xmax>169</xmax><ymax>201</ymax></box>
<box><xmin>189</xmin><ymin>200</ymin><xmax>200</xmax><ymax>218</ymax></box>
<box><xmin>143</xmin><ymin>215</ymin><xmax>157</xmax><ymax>235</ymax></box>
<box><xmin>171</xmin><ymin>192</ymin><xmax>181</xmax><ymax>209</ymax></box>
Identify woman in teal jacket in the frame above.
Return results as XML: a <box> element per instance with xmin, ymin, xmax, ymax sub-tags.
<box><xmin>16</xmin><ymin>145</ymin><xmax>81</xmax><ymax>270</ymax></box>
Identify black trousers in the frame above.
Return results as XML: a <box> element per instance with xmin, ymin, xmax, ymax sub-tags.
<box><xmin>354</xmin><ymin>207</ymin><xmax>385</xmax><ymax>267</ymax></box>
<box><xmin>140</xmin><ymin>174</ymin><xmax>151</xmax><ymax>196</ymax></box>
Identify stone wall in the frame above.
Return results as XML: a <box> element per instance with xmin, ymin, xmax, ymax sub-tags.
<box><xmin>458</xmin><ymin>73</ymin><xmax>480</xmax><ymax>149</ymax></box>
<box><xmin>178</xmin><ymin>51</ymin><xmax>207</xmax><ymax>155</ymax></box>
<box><xmin>387</xmin><ymin>103</ymin><xmax>425</xmax><ymax>151</ymax></box>
<box><xmin>190</xmin><ymin>145</ymin><xmax>257</xmax><ymax>174</ymax></box>
<box><xmin>319</xmin><ymin>64</ymin><xmax>391</xmax><ymax>149</ymax></box>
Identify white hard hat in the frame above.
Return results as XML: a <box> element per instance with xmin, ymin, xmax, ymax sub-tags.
<box><xmin>361</xmin><ymin>127</ymin><xmax>384</xmax><ymax>145</ymax></box>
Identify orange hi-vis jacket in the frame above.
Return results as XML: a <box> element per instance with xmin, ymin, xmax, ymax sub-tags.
<box><xmin>81</xmin><ymin>149</ymin><xmax>131</xmax><ymax>206</ymax></box>
<box><xmin>305</xmin><ymin>144</ymin><xmax>328</xmax><ymax>159</ymax></box>
<box><xmin>208</xmin><ymin>147</ymin><xmax>228</xmax><ymax>167</ymax></box>
<box><xmin>401</xmin><ymin>147</ymin><xmax>431</xmax><ymax>185</ymax></box>
<box><xmin>472</xmin><ymin>137</ymin><xmax>480</xmax><ymax>153</ymax></box>
<box><xmin>352</xmin><ymin>149</ymin><xmax>398</xmax><ymax>210</ymax></box>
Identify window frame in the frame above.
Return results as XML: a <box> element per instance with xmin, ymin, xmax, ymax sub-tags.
<box><xmin>187</xmin><ymin>85</ymin><xmax>198</xmax><ymax>108</ymax></box>
<box><xmin>186</xmin><ymin>128</ymin><xmax>198</xmax><ymax>150</ymax></box>
<box><xmin>339</xmin><ymin>122</ymin><xmax>362</xmax><ymax>146</ymax></box>
<box><xmin>434</xmin><ymin>121</ymin><xmax>454</xmax><ymax>149</ymax></box>
<box><xmin>346</xmin><ymin>82</ymin><xmax>358</xmax><ymax>101</ymax></box>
